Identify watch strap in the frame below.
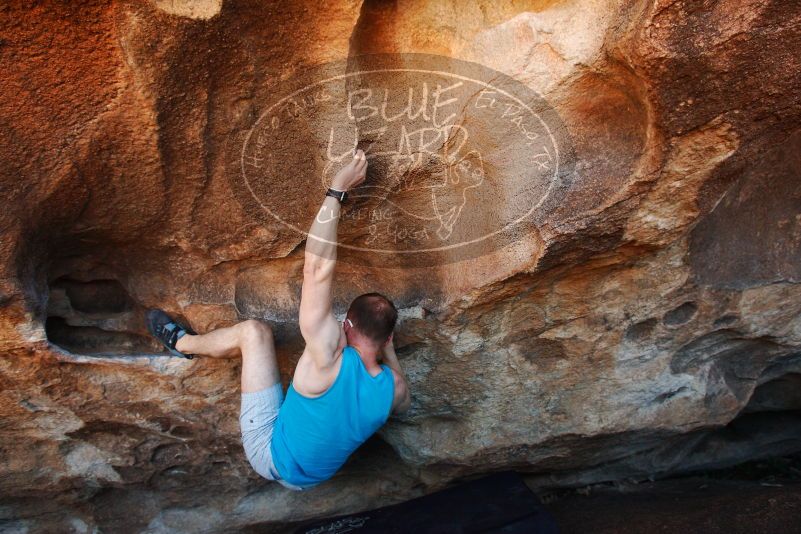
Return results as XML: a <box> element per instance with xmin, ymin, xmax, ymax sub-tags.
<box><xmin>325</xmin><ymin>188</ymin><xmax>348</xmax><ymax>202</ymax></box>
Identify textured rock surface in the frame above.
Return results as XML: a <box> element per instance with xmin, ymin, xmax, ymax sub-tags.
<box><xmin>1</xmin><ymin>0</ymin><xmax>800</xmax><ymax>531</ymax></box>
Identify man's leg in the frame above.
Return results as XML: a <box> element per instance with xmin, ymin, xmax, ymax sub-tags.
<box><xmin>176</xmin><ymin>319</ymin><xmax>280</xmax><ymax>392</ymax></box>
<box><xmin>149</xmin><ymin>314</ymin><xmax>288</xmax><ymax>484</ymax></box>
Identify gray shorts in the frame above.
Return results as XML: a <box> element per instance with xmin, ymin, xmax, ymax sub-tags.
<box><xmin>240</xmin><ymin>382</ymin><xmax>311</xmax><ymax>492</ymax></box>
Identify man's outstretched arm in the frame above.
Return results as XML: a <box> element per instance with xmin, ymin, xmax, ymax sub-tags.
<box><xmin>299</xmin><ymin>150</ymin><xmax>367</xmax><ymax>368</ymax></box>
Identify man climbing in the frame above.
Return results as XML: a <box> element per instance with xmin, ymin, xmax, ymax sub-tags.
<box><xmin>146</xmin><ymin>149</ymin><xmax>411</xmax><ymax>491</ymax></box>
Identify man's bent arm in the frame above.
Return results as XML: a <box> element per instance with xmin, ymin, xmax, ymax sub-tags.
<box><xmin>382</xmin><ymin>337</ymin><xmax>411</xmax><ymax>413</ymax></box>
<box><xmin>299</xmin><ymin>150</ymin><xmax>367</xmax><ymax>367</ymax></box>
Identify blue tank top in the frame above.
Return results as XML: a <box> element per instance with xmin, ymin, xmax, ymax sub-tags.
<box><xmin>270</xmin><ymin>346</ymin><xmax>395</xmax><ymax>487</ymax></box>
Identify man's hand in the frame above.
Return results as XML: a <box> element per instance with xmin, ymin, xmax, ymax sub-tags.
<box><xmin>380</xmin><ymin>333</ymin><xmax>396</xmax><ymax>361</ymax></box>
<box><xmin>380</xmin><ymin>334</ymin><xmax>402</xmax><ymax>372</ymax></box>
<box><xmin>331</xmin><ymin>149</ymin><xmax>367</xmax><ymax>191</ymax></box>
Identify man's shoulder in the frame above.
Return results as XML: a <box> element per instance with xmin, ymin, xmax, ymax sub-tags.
<box><xmin>386</xmin><ymin>366</ymin><xmax>402</xmax><ymax>384</ymax></box>
<box><xmin>386</xmin><ymin>367</ymin><xmax>407</xmax><ymax>410</ymax></box>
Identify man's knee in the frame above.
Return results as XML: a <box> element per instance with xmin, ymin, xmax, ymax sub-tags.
<box><xmin>238</xmin><ymin>319</ymin><xmax>273</xmax><ymax>346</ymax></box>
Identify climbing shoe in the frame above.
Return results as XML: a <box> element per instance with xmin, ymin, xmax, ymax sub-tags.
<box><xmin>146</xmin><ymin>309</ymin><xmax>196</xmax><ymax>359</ymax></box>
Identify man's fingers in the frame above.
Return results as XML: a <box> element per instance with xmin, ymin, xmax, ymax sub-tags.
<box><xmin>343</xmin><ymin>149</ymin><xmax>367</xmax><ymax>182</ymax></box>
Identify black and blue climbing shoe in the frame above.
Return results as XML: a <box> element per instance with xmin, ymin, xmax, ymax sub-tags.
<box><xmin>146</xmin><ymin>309</ymin><xmax>196</xmax><ymax>359</ymax></box>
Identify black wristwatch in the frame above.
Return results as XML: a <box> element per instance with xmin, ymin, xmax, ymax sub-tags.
<box><xmin>325</xmin><ymin>187</ymin><xmax>348</xmax><ymax>203</ymax></box>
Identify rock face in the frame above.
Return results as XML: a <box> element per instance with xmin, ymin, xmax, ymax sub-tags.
<box><xmin>1</xmin><ymin>0</ymin><xmax>800</xmax><ymax>531</ymax></box>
